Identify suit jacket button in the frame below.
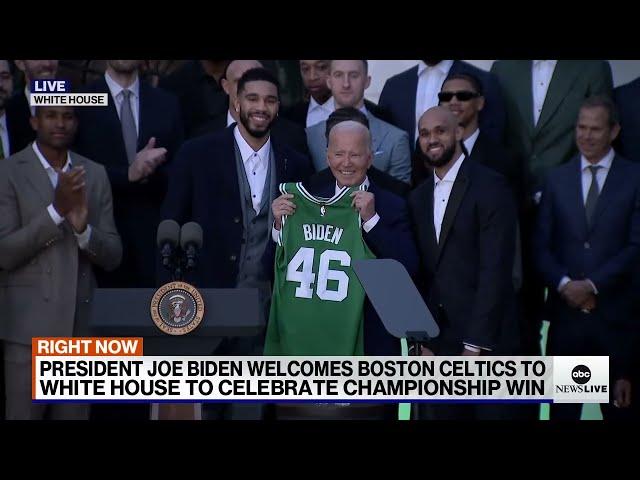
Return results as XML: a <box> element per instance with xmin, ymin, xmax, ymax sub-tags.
<box><xmin>230</xmin><ymin>255</ymin><xmax>237</xmax><ymax>262</ymax></box>
<box><xmin>46</xmin><ymin>268</ymin><xmax>52</xmax><ymax>274</ymax></box>
<box><xmin>84</xmin><ymin>299</ymin><xmax>90</xmax><ymax>304</ymax></box>
<box><xmin>234</xmin><ymin>217</ymin><xmax>240</xmax><ymax>223</ymax></box>
<box><xmin>584</xmin><ymin>242</ymin><xmax>590</xmax><ymax>249</ymax></box>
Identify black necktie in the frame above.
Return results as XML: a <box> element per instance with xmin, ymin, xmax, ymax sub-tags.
<box><xmin>585</xmin><ymin>165</ymin><xmax>602</xmax><ymax>227</ymax></box>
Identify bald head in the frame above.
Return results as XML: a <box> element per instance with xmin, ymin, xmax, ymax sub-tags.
<box><xmin>417</xmin><ymin>106</ymin><xmax>463</xmax><ymax>170</ymax></box>
<box><xmin>222</xmin><ymin>60</ymin><xmax>264</xmax><ymax>117</ymax></box>
<box><xmin>327</xmin><ymin>120</ymin><xmax>373</xmax><ymax>187</ymax></box>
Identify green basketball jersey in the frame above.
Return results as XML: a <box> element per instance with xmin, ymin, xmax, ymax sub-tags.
<box><xmin>264</xmin><ymin>182</ymin><xmax>376</xmax><ymax>356</ymax></box>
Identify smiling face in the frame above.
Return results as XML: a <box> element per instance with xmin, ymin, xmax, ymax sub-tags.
<box><xmin>235</xmin><ymin>79</ymin><xmax>279</xmax><ymax>139</ymax></box>
<box><xmin>327</xmin><ymin>121</ymin><xmax>373</xmax><ymax>187</ymax></box>
<box><xmin>417</xmin><ymin>106</ymin><xmax>462</xmax><ymax>168</ymax></box>
<box><xmin>575</xmin><ymin>105</ymin><xmax>619</xmax><ymax>164</ymax></box>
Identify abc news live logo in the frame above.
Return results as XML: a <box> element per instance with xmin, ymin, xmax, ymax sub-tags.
<box><xmin>553</xmin><ymin>357</ymin><xmax>609</xmax><ymax>404</ymax></box>
<box><xmin>29</xmin><ymin>80</ymin><xmax>108</xmax><ymax>107</ymax></box>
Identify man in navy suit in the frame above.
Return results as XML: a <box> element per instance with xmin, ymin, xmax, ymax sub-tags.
<box><xmin>5</xmin><ymin>60</ymin><xmax>59</xmax><ymax>155</ymax></box>
<box><xmin>74</xmin><ymin>60</ymin><xmax>184</xmax><ymax>289</ymax></box>
<box><xmin>379</xmin><ymin>60</ymin><xmax>506</xmax><ymax>150</ymax></box>
<box><xmin>161</xmin><ymin>68</ymin><xmax>313</xmax><ymax>419</ymax></box>
<box><xmin>535</xmin><ymin>96</ymin><xmax>638</xmax><ymax>420</ymax></box>
<box><xmin>409</xmin><ymin>106</ymin><xmax>520</xmax><ymax>420</ymax></box>
<box><xmin>614</xmin><ymin>76</ymin><xmax>640</xmax><ymax>163</ymax></box>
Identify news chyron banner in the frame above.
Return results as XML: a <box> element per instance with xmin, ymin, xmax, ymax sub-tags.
<box><xmin>32</xmin><ymin>338</ymin><xmax>609</xmax><ymax>404</ymax></box>
<box><xmin>29</xmin><ymin>80</ymin><xmax>108</xmax><ymax>107</ymax></box>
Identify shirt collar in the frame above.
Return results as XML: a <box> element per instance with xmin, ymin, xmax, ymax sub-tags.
<box><xmin>335</xmin><ymin>176</ymin><xmax>370</xmax><ymax>195</ymax></box>
<box><xmin>104</xmin><ymin>71</ymin><xmax>140</xmax><ymax>101</ymax></box>
<box><xmin>418</xmin><ymin>60</ymin><xmax>454</xmax><ymax>77</ymax></box>
<box><xmin>434</xmin><ymin>153</ymin><xmax>465</xmax><ymax>185</ymax></box>
<box><xmin>310</xmin><ymin>96</ymin><xmax>335</xmax><ymax>112</ymax></box>
<box><xmin>233</xmin><ymin>125</ymin><xmax>271</xmax><ymax>166</ymax></box>
<box><xmin>463</xmin><ymin>128</ymin><xmax>480</xmax><ymax>155</ymax></box>
<box><xmin>580</xmin><ymin>148</ymin><xmax>615</xmax><ymax>171</ymax></box>
<box><xmin>533</xmin><ymin>60</ymin><xmax>558</xmax><ymax>68</ymax></box>
<box><xmin>32</xmin><ymin>141</ymin><xmax>72</xmax><ymax>172</ymax></box>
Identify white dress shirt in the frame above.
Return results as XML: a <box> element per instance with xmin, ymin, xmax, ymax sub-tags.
<box><xmin>557</xmin><ymin>148</ymin><xmax>614</xmax><ymax>294</ymax></box>
<box><xmin>233</xmin><ymin>125</ymin><xmax>271</xmax><ymax>214</ymax></box>
<box><xmin>532</xmin><ymin>60</ymin><xmax>557</xmax><ymax>126</ymax></box>
<box><xmin>307</xmin><ymin>96</ymin><xmax>335</xmax><ymax>128</ymax></box>
<box><xmin>415</xmin><ymin>60</ymin><xmax>454</xmax><ymax>141</ymax></box>
<box><xmin>0</xmin><ymin>113</ymin><xmax>9</xmax><ymax>157</ymax></box>
<box><xmin>463</xmin><ymin>128</ymin><xmax>480</xmax><ymax>156</ymax></box>
<box><xmin>433</xmin><ymin>154</ymin><xmax>465</xmax><ymax>243</ymax></box>
<box><xmin>271</xmin><ymin>176</ymin><xmax>379</xmax><ymax>243</ymax></box>
<box><xmin>32</xmin><ymin>142</ymin><xmax>92</xmax><ymax>248</ymax></box>
<box><xmin>104</xmin><ymin>72</ymin><xmax>140</xmax><ymax>134</ymax></box>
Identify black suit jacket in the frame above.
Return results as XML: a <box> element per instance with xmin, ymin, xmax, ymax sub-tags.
<box><xmin>74</xmin><ymin>77</ymin><xmax>184</xmax><ymax>287</ymax></box>
<box><xmin>305</xmin><ymin>173</ymin><xmax>419</xmax><ymax>355</ymax></box>
<box><xmin>379</xmin><ymin>61</ymin><xmax>506</xmax><ymax>149</ymax></box>
<box><xmin>161</xmin><ymin>125</ymin><xmax>314</xmax><ymax>288</ymax></box>
<box><xmin>5</xmin><ymin>93</ymin><xmax>34</xmax><ymax>155</ymax></box>
<box><xmin>615</xmin><ymin>77</ymin><xmax>640</xmax><ymax>163</ymax></box>
<box><xmin>409</xmin><ymin>158</ymin><xmax>519</xmax><ymax>354</ymax></box>
<box><xmin>282</xmin><ymin>98</ymin><xmax>391</xmax><ymax>128</ymax></box>
<box><xmin>467</xmin><ymin>131</ymin><xmax>527</xmax><ymax>212</ymax></box>
<box><xmin>192</xmin><ymin>111</ymin><xmax>311</xmax><ymax>159</ymax></box>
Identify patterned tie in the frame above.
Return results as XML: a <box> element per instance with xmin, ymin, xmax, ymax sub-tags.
<box><xmin>584</xmin><ymin>165</ymin><xmax>602</xmax><ymax>228</ymax></box>
<box><xmin>120</xmin><ymin>89</ymin><xmax>137</xmax><ymax>164</ymax></box>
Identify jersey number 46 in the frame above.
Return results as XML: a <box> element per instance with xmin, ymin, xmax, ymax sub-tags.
<box><xmin>286</xmin><ymin>247</ymin><xmax>350</xmax><ymax>302</ymax></box>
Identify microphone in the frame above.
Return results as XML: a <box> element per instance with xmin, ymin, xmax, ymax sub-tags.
<box><xmin>157</xmin><ymin>219</ymin><xmax>180</xmax><ymax>270</ymax></box>
<box><xmin>180</xmin><ymin>222</ymin><xmax>203</xmax><ymax>271</ymax></box>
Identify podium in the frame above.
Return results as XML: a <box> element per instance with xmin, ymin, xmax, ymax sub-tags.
<box><xmin>88</xmin><ymin>287</ymin><xmax>262</xmax><ymax>420</ymax></box>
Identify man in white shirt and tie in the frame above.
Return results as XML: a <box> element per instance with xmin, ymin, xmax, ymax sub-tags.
<box><xmin>534</xmin><ymin>96</ymin><xmax>638</xmax><ymax>420</ymax></box>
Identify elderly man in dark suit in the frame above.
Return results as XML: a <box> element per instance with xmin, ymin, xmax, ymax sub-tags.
<box><xmin>0</xmin><ymin>106</ymin><xmax>122</xmax><ymax>420</ymax></box>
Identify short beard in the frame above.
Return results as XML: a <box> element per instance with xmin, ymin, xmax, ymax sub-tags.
<box><xmin>239</xmin><ymin>110</ymin><xmax>272</xmax><ymax>139</ymax></box>
<box><xmin>424</xmin><ymin>141</ymin><xmax>457</xmax><ymax>168</ymax></box>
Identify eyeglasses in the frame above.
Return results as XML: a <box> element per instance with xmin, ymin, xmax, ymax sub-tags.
<box><xmin>438</xmin><ymin>90</ymin><xmax>481</xmax><ymax>102</ymax></box>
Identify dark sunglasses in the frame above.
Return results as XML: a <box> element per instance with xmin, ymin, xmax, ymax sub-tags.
<box><xmin>438</xmin><ymin>90</ymin><xmax>481</xmax><ymax>102</ymax></box>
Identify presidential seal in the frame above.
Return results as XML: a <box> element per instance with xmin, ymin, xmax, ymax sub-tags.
<box><xmin>150</xmin><ymin>281</ymin><xmax>204</xmax><ymax>335</ymax></box>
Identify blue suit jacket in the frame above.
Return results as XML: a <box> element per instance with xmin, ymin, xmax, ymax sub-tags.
<box><xmin>534</xmin><ymin>155</ymin><xmax>640</xmax><ymax>325</ymax></box>
<box><xmin>161</xmin><ymin>126</ymin><xmax>314</xmax><ymax>288</ymax></box>
<box><xmin>615</xmin><ymin>77</ymin><xmax>640</xmax><ymax>163</ymax></box>
<box><xmin>305</xmin><ymin>173</ymin><xmax>419</xmax><ymax>355</ymax></box>
<box><xmin>74</xmin><ymin>77</ymin><xmax>184</xmax><ymax>287</ymax></box>
<box><xmin>379</xmin><ymin>61</ymin><xmax>506</xmax><ymax>149</ymax></box>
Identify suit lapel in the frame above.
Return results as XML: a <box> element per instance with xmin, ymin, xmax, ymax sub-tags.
<box><xmin>20</xmin><ymin>146</ymin><xmax>55</xmax><ymax>207</ymax></box>
<box><xmin>512</xmin><ymin>61</ymin><xmax>535</xmax><ymax>135</ymax></box>
<box><xmin>535</xmin><ymin>60</ymin><xmax>580</xmax><ymax>134</ymax></box>
<box><xmin>403</xmin><ymin>66</ymin><xmax>419</xmax><ymax>139</ymax></box>
<box><xmin>590</xmin><ymin>155</ymin><xmax>622</xmax><ymax>232</ymax></box>
<box><xmin>414</xmin><ymin>180</ymin><xmax>438</xmax><ymax>268</ymax></box>
<box><xmin>367</xmin><ymin>114</ymin><xmax>384</xmax><ymax>154</ymax></box>
<box><xmin>437</xmin><ymin>161</ymin><xmax>470</xmax><ymax>263</ymax></box>
<box><xmin>565</xmin><ymin>157</ymin><xmax>588</xmax><ymax>238</ymax></box>
<box><xmin>99</xmin><ymin>77</ymin><xmax>129</xmax><ymax>164</ymax></box>
<box><xmin>271</xmin><ymin>138</ymin><xmax>287</xmax><ymax>184</ymax></box>
<box><xmin>137</xmin><ymin>82</ymin><xmax>149</xmax><ymax>149</ymax></box>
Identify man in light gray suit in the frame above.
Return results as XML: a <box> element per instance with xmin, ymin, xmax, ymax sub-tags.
<box><xmin>306</xmin><ymin>60</ymin><xmax>412</xmax><ymax>184</ymax></box>
<box><xmin>0</xmin><ymin>105</ymin><xmax>122</xmax><ymax>420</ymax></box>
